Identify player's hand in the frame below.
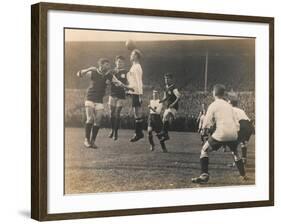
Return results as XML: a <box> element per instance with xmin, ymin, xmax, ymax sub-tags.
<box><xmin>76</xmin><ymin>71</ymin><xmax>81</xmax><ymax>77</ymax></box>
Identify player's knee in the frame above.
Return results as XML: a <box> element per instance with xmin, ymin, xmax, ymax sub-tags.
<box><xmin>200</xmin><ymin>142</ymin><xmax>210</xmax><ymax>158</ymax></box>
<box><xmin>147</xmin><ymin>127</ymin><xmax>152</xmax><ymax>133</ymax></box>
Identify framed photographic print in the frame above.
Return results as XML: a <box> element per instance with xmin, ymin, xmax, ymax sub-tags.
<box><xmin>31</xmin><ymin>2</ymin><xmax>274</xmax><ymax>221</ymax></box>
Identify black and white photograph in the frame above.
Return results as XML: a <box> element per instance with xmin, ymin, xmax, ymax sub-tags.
<box><xmin>64</xmin><ymin>28</ymin><xmax>255</xmax><ymax>194</ymax></box>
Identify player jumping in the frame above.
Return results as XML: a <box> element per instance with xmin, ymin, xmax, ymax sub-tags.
<box><xmin>158</xmin><ymin>73</ymin><xmax>181</xmax><ymax>142</ymax></box>
<box><xmin>127</xmin><ymin>49</ymin><xmax>144</xmax><ymax>142</ymax></box>
<box><xmin>77</xmin><ymin>58</ymin><xmax>132</xmax><ymax>148</ymax></box>
<box><xmin>108</xmin><ymin>56</ymin><xmax>129</xmax><ymax>140</ymax></box>
<box><xmin>147</xmin><ymin>90</ymin><xmax>167</xmax><ymax>152</ymax></box>
<box><xmin>191</xmin><ymin>84</ymin><xmax>246</xmax><ymax>184</ymax></box>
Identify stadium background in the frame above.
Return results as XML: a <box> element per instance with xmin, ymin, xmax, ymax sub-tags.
<box><xmin>65</xmin><ymin>38</ymin><xmax>255</xmax><ymax>130</ymax></box>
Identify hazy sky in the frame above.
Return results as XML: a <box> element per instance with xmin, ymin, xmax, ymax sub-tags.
<box><xmin>65</xmin><ymin>28</ymin><xmax>242</xmax><ymax>42</ymax></box>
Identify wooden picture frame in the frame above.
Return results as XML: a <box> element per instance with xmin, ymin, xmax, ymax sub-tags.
<box><xmin>31</xmin><ymin>2</ymin><xmax>274</xmax><ymax>221</ymax></box>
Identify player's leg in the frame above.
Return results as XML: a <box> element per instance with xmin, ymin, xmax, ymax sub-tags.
<box><xmin>108</xmin><ymin>96</ymin><xmax>116</xmax><ymax>138</ymax></box>
<box><xmin>191</xmin><ymin>137</ymin><xmax>221</xmax><ymax>184</ymax></box>
<box><xmin>113</xmin><ymin>104</ymin><xmax>123</xmax><ymax>140</ymax></box>
<box><xmin>155</xmin><ymin>115</ymin><xmax>167</xmax><ymax>153</ymax></box>
<box><xmin>229</xmin><ymin>142</ymin><xmax>246</xmax><ymax>179</ymax></box>
<box><xmin>130</xmin><ymin>95</ymin><xmax>144</xmax><ymax>142</ymax></box>
<box><xmin>90</xmin><ymin>104</ymin><xmax>104</xmax><ymax>148</ymax></box>
<box><xmin>84</xmin><ymin>105</ymin><xmax>94</xmax><ymax>148</ymax></box>
<box><xmin>147</xmin><ymin>126</ymin><xmax>155</xmax><ymax>151</ymax></box>
<box><xmin>241</xmin><ymin>141</ymin><xmax>248</xmax><ymax>164</ymax></box>
<box><xmin>160</xmin><ymin>110</ymin><xmax>173</xmax><ymax>142</ymax></box>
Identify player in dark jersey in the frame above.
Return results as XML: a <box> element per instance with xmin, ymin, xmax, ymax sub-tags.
<box><xmin>158</xmin><ymin>73</ymin><xmax>181</xmax><ymax>142</ymax></box>
<box><xmin>77</xmin><ymin>58</ymin><xmax>131</xmax><ymax>148</ymax></box>
<box><xmin>108</xmin><ymin>56</ymin><xmax>128</xmax><ymax>140</ymax></box>
<box><xmin>230</xmin><ymin>98</ymin><xmax>254</xmax><ymax>165</ymax></box>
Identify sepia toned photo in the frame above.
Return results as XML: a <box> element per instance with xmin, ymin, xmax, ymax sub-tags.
<box><xmin>64</xmin><ymin>28</ymin><xmax>255</xmax><ymax>194</ymax></box>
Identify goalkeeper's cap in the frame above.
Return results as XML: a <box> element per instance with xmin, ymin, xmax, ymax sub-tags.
<box><xmin>153</xmin><ymin>90</ymin><xmax>158</xmax><ymax>94</ymax></box>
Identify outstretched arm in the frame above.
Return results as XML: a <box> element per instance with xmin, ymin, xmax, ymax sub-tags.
<box><xmin>76</xmin><ymin>66</ymin><xmax>96</xmax><ymax>78</ymax></box>
<box><xmin>111</xmin><ymin>75</ymin><xmax>134</xmax><ymax>92</ymax></box>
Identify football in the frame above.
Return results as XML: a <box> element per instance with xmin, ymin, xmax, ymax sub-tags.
<box><xmin>125</xmin><ymin>39</ymin><xmax>136</xmax><ymax>51</ymax></box>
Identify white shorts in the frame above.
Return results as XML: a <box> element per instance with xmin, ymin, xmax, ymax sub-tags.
<box><xmin>163</xmin><ymin>108</ymin><xmax>177</xmax><ymax>119</ymax></box>
<box><xmin>85</xmin><ymin>100</ymin><xmax>104</xmax><ymax>110</ymax></box>
<box><xmin>108</xmin><ymin>96</ymin><xmax>126</xmax><ymax>108</ymax></box>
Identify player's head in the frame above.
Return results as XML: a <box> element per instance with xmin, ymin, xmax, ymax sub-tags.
<box><xmin>164</xmin><ymin>73</ymin><xmax>174</xmax><ymax>86</ymax></box>
<box><xmin>152</xmin><ymin>89</ymin><xmax>159</xmax><ymax>100</ymax></box>
<box><xmin>130</xmin><ymin>49</ymin><xmax>142</xmax><ymax>62</ymax></box>
<box><xmin>98</xmin><ymin>58</ymin><xmax>111</xmax><ymax>72</ymax></box>
<box><xmin>213</xmin><ymin>84</ymin><xmax>226</xmax><ymax>99</ymax></box>
<box><xmin>115</xmin><ymin>55</ymin><xmax>125</xmax><ymax>69</ymax></box>
<box><xmin>229</xmin><ymin>99</ymin><xmax>238</xmax><ymax>107</ymax></box>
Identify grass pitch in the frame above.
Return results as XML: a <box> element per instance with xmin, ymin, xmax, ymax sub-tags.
<box><xmin>64</xmin><ymin>128</ymin><xmax>255</xmax><ymax>194</ymax></box>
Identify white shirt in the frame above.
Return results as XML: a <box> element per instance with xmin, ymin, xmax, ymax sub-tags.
<box><xmin>203</xmin><ymin>98</ymin><xmax>239</xmax><ymax>141</ymax></box>
<box><xmin>127</xmin><ymin>63</ymin><xmax>143</xmax><ymax>95</ymax></box>
<box><xmin>232</xmin><ymin>107</ymin><xmax>250</xmax><ymax>121</ymax></box>
<box><xmin>149</xmin><ymin>99</ymin><xmax>163</xmax><ymax>114</ymax></box>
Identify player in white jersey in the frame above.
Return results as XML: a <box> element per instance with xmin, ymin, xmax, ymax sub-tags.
<box><xmin>191</xmin><ymin>84</ymin><xmax>246</xmax><ymax>184</ymax></box>
<box><xmin>230</xmin><ymin>99</ymin><xmax>254</xmax><ymax>164</ymax></box>
<box><xmin>197</xmin><ymin>109</ymin><xmax>207</xmax><ymax>145</ymax></box>
<box><xmin>127</xmin><ymin>49</ymin><xmax>144</xmax><ymax>142</ymax></box>
<box><xmin>147</xmin><ymin>90</ymin><xmax>167</xmax><ymax>152</ymax></box>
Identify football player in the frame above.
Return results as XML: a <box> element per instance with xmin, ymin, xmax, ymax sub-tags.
<box><xmin>197</xmin><ymin>109</ymin><xmax>207</xmax><ymax>145</ymax></box>
<box><xmin>191</xmin><ymin>84</ymin><xmax>246</xmax><ymax>184</ymax></box>
<box><xmin>230</xmin><ymin>98</ymin><xmax>254</xmax><ymax>164</ymax></box>
<box><xmin>147</xmin><ymin>90</ymin><xmax>167</xmax><ymax>152</ymax></box>
<box><xmin>158</xmin><ymin>73</ymin><xmax>181</xmax><ymax>142</ymax></box>
<box><xmin>127</xmin><ymin>49</ymin><xmax>144</xmax><ymax>142</ymax></box>
<box><xmin>77</xmin><ymin>58</ymin><xmax>131</xmax><ymax>148</ymax></box>
<box><xmin>108</xmin><ymin>55</ymin><xmax>129</xmax><ymax>140</ymax></box>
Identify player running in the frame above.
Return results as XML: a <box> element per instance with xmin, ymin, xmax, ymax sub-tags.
<box><xmin>108</xmin><ymin>56</ymin><xmax>129</xmax><ymax>140</ymax></box>
<box><xmin>147</xmin><ymin>90</ymin><xmax>167</xmax><ymax>153</ymax></box>
<box><xmin>158</xmin><ymin>73</ymin><xmax>181</xmax><ymax>142</ymax></box>
<box><xmin>77</xmin><ymin>58</ymin><xmax>132</xmax><ymax>148</ymax></box>
<box><xmin>230</xmin><ymin>98</ymin><xmax>254</xmax><ymax>165</ymax></box>
<box><xmin>127</xmin><ymin>49</ymin><xmax>144</xmax><ymax>142</ymax></box>
<box><xmin>191</xmin><ymin>84</ymin><xmax>246</xmax><ymax>184</ymax></box>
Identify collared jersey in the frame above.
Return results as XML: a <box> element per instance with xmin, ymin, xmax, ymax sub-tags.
<box><xmin>127</xmin><ymin>63</ymin><xmax>143</xmax><ymax>95</ymax></box>
<box><xmin>203</xmin><ymin>98</ymin><xmax>239</xmax><ymax>141</ymax></box>
<box><xmin>109</xmin><ymin>68</ymin><xmax>128</xmax><ymax>99</ymax></box>
<box><xmin>149</xmin><ymin>99</ymin><xmax>163</xmax><ymax>114</ymax></box>
<box><xmin>86</xmin><ymin>69</ymin><xmax>112</xmax><ymax>103</ymax></box>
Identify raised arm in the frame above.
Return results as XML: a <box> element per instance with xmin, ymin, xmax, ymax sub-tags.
<box><xmin>111</xmin><ymin>75</ymin><xmax>134</xmax><ymax>92</ymax></box>
<box><xmin>76</xmin><ymin>66</ymin><xmax>97</xmax><ymax>78</ymax></box>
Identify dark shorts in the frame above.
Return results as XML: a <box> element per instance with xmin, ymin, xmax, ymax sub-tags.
<box><xmin>148</xmin><ymin>114</ymin><xmax>162</xmax><ymax>133</ymax></box>
<box><xmin>208</xmin><ymin>136</ymin><xmax>238</xmax><ymax>152</ymax></box>
<box><xmin>131</xmin><ymin>94</ymin><xmax>142</xmax><ymax>107</ymax></box>
<box><xmin>238</xmin><ymin>120</ymin><xmax>253</xmax><ymax>142</ymax></box>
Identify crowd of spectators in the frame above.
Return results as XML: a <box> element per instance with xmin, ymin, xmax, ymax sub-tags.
<box><xmin>65</xmin><ymin>88</ymin><xmax>255</xmax><ymax>132</ymax></box>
